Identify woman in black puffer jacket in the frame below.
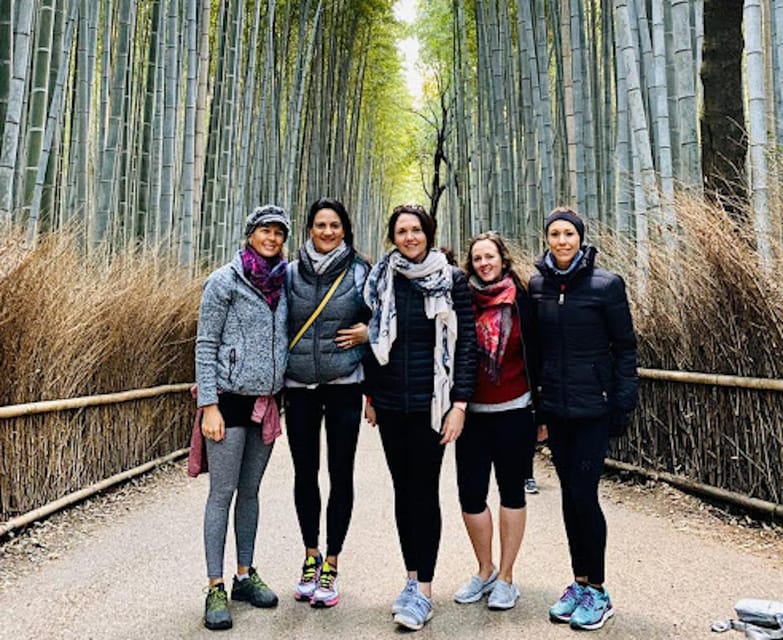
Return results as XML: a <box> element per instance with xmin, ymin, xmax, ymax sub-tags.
<box><xmin>363</xmin><ymin>204</ymin><xmax>476</xmax><ymax>631</ymax></box>
<box><xmin>528</xmin><ymin>207</ymin><xmax>638</xmax><ymax>632</ymax></box>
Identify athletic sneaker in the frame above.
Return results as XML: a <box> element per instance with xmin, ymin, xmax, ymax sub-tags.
<box><xmin>231</xmin><ymin>567</ymin><xmax>278</xmax><ymax>608</ymax></box>
<box><xmin>310</xmin><ymin>561</ymin><xmax>339</xmax><ymax>608</ymax></box>
<box><xmin>391</xmin><ymin>578</ymin><xmax>418</xmax><ymax>615</ymax></box>
<box><xmin>393</xmin><ymin>589</ymin><xmax>433</xmax><ymax>631</ymax></box>
<box><xmin>525</xmin><ymin>478</ymin><xmax>539</xmax><ymax>494</ymax></box>
<box><xmin>549</xmin><ymin>581</ymin><xmax>586</xmax><ymax>623</ymax></box>
<box><xmin>453</xmin><ymin>568</ymin><xmax>498</xmax><ymax>604</ymax></box>
<box><xmin>294</xmin><ymin>554</ymin><xmax>322</xmax><ymax>602</ymax></box>
<box><xmin>204</xmin><ymin>583</ymin><xmax>232</xmax><ymax>630</ymax></box>
<box><xmin>569</xmin><ymin>585</ymin><xmax>614</xmax><ymax>630</ymax></box>
<box><xmin>487</xmin><ymin>579</ymin><xmax>520</xmax><ymax>610</ymax></box>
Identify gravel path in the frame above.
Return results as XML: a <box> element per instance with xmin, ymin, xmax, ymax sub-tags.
<box><xmin>2</xmin><ymin>422</ymin><xmax>782</xmax><ymax>639</ymax></box>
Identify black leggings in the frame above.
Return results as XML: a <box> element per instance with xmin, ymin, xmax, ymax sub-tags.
<box><xmin>456</xmin><ymin>407</ymin><xmax>536</xmax><ymax>513</ymax></box>
<box><xmin>285</xmin><ymin>384</ymin><xmax>362</xmax><ymax>557</ymax></box>
<box><xmin>547</xmin><ymin>416</ymin><xmax>610</xmax><ymax>585</ymax></box>
<box><xmin>375</xmin><ymin>408</ymin><xmax>445</xmax><ymax>583</ymax></box>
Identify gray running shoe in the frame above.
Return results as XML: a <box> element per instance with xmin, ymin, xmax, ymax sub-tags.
<box><xmin>393</xmin><ymin>589</ymin><xmax>433</xmax><ymax>630</ymax></box>
<box><xmin>391</xmin><ymin>578</ymin><xmax>418</xmax><ymax>615</ymax></box>
<box><xmin>487</xmin><ymin>579</ymin><xmax>520</xmax><ymax>610</ymax></box>
<box><xmin>525</xmin><ymin>478</ymin><xmax>539</xmax><ymax>494</ymax></box>
<box><xmin>204</xmin><ymin>583</ymin><xmax>232</xmax><ymax>630</ymax></box>
<box><xmin>453</xmin><ymin>568</ymin><xmax>498</xmax><ymax>604</ymax></box>
<box><xmin>231</xmin><ymin>567</ymin><xmax>278</xmax><ymax>608</ymax></box>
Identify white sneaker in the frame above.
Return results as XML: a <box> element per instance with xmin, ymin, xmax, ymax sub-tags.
<box><xmin>487</xmin><ymin>579</ymin><xmax>520</xmax><ymax>610</ymax></box>
<box><xmin>453</xmin><ymin>568</ymin><xmax>498</xmax><ymax>604</ymax></box>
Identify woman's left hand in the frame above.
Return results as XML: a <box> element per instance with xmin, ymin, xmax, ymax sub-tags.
<box><xmin>335</xmin><ymin>323</ymin><xmax>369</xmax><ymax>349</ymax></box>
<box><xmin>440</xmin><ymin>407</ymin><xmax>465</xmax><ymax>445</ymax></box>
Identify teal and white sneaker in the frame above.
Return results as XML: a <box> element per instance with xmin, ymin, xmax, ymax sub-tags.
<box><xmin>569</xmin><ymin>585</ymin><xmax>614</xmax><ymax>630</ymax></box>
<box><xmin>549</xmin><ymin>582</ymin><xmax>586</xmax><ymax>623</ymax></box>
<box><xmin>393</xmin><ymin>589</ymin><xmax>433</xmax><ymax>631</ymax></box>
<box><xmin>391</xmin><ymin>578</ymin><xmax>418</xmax><ymax>615</ymax></box>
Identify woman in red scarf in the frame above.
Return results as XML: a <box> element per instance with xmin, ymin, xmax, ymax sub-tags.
<box><xmin>453</xmin><ymin>231</ymin><xmax>540</xmax><ymax>611</ymax></box>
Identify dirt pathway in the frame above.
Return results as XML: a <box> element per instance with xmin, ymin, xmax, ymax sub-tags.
<box><xmin>2</xmin><ymin>424</ymin><xmax>782</xmax><ymax>639</ymax></box>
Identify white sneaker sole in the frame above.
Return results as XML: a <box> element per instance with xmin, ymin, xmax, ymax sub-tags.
<box><xmin>393</xmin><ymin>609</ymin><xmax>433</xmax><ymax>630</ymax></box>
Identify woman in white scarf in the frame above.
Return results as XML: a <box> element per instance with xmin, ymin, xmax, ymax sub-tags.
<box><xmin>363</xmin><ymin>204</ymin><xmax>477</xmax><ymax>631</ymax></box>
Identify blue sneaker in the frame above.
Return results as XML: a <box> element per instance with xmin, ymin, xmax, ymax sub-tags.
<box><xmin>549</xmin><ymin>582</ymin><xmax>585</xmax><ymax>623</ymax></box>
<box><xmin>569</xmin><ymin>585</ymin><xmax>614</xmax><ymax>630</ymax></box>
<box><xmin>391</xmin><ymin>578</ymin><xmax>418</xmax><ymax>615</ymax></box>
<box><xmin>453</xmin><ymin>567</ymin><xmax>498</xmax><ymax>604</ymax></box>
<box><xmin>393</xmin><ymin>589</ymin><xmax>433</xmax><ymax>631</ymax></box>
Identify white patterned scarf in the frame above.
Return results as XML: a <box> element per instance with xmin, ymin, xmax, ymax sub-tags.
<box><xmin>364</xmin><ymin>249</ymin><xmax>457</xmax><ymax>432</ymax></box>
<box><xmin>303</xmin><ymin>239</ymin><xmax>349</xmax><ymax>274</ymax></box>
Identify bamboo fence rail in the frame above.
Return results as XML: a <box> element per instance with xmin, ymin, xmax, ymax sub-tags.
<box><xmin>1</xmin><ymin>369</ymin><xmax>782</xmax><ymax>535</ymax></box>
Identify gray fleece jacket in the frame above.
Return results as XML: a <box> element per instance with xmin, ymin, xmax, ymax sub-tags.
<box><xmin>195</xmin><ymin>251</ymin><xmax>288</xmax><ymax>407</ymax></box>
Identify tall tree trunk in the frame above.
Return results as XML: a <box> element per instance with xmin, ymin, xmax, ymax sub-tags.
<box><xmin>700</xmin><ymin>0</ymin><xmax>746</xmax><ymax>213</ymax></box>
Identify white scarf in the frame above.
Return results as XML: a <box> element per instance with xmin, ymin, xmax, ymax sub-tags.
<box><xmin>303</xmin><ymin>239</ymin><xmax>349</xmax><ymax>275</ymax></box>
<box><xmin>364</xmin><ymin>249</ymin><xmax>457</xmax><ymax>432</ymax></box>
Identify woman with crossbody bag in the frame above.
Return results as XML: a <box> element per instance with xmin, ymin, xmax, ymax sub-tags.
<box><xmin>284</xmin><ymin>197</ymin><xmax>371</xmax><ymax>609</ymax></box>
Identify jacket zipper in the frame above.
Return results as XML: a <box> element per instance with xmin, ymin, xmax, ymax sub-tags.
<box><xmin>313</xmin><ymin>275</ymin><xmax>323</xmax><ymax>382</ymax></box>
<box><xmin>558</xmin><ymin>282</ymin><xmax>568</xmax><ymax>411</ymax></box>
<box><xmin>402</xmin><ymin>279</ymin><xmax>410</xmax><ymax>412</ymax></box>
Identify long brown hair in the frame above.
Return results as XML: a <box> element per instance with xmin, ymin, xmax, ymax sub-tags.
<box><xmin>464</xmin><ymin>231</ymin><xmax>526</xmax><ymax>291</ymax></box>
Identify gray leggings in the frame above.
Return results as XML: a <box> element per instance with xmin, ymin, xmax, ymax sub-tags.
<box><xmin>204</xmin><ymin>426</ymin><xmax>273</xmax><ymax>579</ymax></box>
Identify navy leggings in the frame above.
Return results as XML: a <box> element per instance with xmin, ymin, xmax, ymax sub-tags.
<box><xmin>375</xmin><ymin>409</ymin><xmax>445</xmax><ymax>583</ymax></box>
<box><xmin>285</xmin><ymin>384</ymin><xmax>362</xmax><ymax>557</ymax></box>
<box><xmin>456</xmin><ymin>407</ymin><xmax>536</xmax><ymax>513</ymax></box>
<box><xmin>546</xmin><ymin>416</ymin><xmax>610</xmax><ymax>585</ymax></box>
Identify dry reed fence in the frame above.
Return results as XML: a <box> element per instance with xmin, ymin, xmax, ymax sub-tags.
<box><xmin>600</xmin><ymin>195</ymin><xmax>783</xmax><ymax>506</ymax></box>
<box><xmin>0</xmin><ymin>232</ymin><xmax>201</xmax><ymax>518</ymax></box>
<box><xmin>2</xmin><ymin>191</ymin><xmax>782</xmax><ymax>522</ymax></box>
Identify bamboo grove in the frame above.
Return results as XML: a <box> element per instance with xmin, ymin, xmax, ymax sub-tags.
<box><xmin>2</xmin><ymin>0</ymin><xmax>783</xmax><ymax>516</ymax></box>
<box><xmin>416</xmin><ymin>0</ymin><xmax>783</xmax><ymax>269</ymax></box>
<box><xmin>0</xmin><ymin>0</ymin><xmax>415</xmax><ymax>264</ymax></box>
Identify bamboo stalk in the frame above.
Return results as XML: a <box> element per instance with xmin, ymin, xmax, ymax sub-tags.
<box><xmin>0</xmin><ymin>447</ymin><xmax>189</xmax><ymax>539</ymax></box>
<box><xmin>0</xmin><ymin>383</ymin><xmax>192</xmax><ymax>419</ymax></box>
<box><xmin>604</xmin><ymin>457</ymin><xmax>783</xmax><ymax>521</ymax></box>
<box><xmin>639</xmin><ymin>368</ymin><xmax>783</xmax><ymax>391</ymax></box>
<box><xmin>2</xmin><ymin>368</ymin><xmax>781</xmax><ymax>422</ymax></box>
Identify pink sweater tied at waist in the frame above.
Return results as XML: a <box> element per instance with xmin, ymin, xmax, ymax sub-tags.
<box><xmin>187</xmin><ymin>386</ymin><xmax>282</xmax><ymax>477</ymax></box>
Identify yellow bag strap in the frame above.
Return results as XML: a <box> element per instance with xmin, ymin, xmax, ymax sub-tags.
<box><xmin>288</xmin><ymin>267</ymin><xmax>349</xmax><ymax>351</ymax></box>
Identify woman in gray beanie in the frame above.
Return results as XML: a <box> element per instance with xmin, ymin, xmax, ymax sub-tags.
<box><xmin>195</xmin><ymin>204</ymin><xmax>290</xmax><ymax>630</ymax></box>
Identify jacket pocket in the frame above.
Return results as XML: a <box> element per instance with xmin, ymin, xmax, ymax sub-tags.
<box><xmin>591</xmin><ymin>362</ymin><xmax>611</xmax><ymax>404</ymax></box>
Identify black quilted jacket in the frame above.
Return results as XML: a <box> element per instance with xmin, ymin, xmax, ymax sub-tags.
<box><xmin>365</xmin><ymin>267</ymin><xmax>476</xmax><ymax>414</ymax></box>
<box><xmin>528</xmin><ymin>245</ymin><xmax>638</xmax><ymax>421</ymax></box>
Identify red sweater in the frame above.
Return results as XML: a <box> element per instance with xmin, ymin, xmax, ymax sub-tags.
<box><xmin>472</xmin><ymin>311</ymin><xmax>529</xmax><ymax>404</ymax></box>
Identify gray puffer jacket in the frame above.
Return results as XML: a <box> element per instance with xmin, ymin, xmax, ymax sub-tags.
<box><xmin>195</xmin><ymin>251</ymin><xmax>288</xmax><ymax>407</ymax></box>
<box><xmin>286</xmin><ymin>249</ymin><xmax>370</xmax><ymax>385</ymax></box>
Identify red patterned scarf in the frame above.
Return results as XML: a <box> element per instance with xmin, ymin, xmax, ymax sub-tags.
<box><xmin>469</xmin><ymin>274</ymin><xmax>516</xmax><ymax>383</ymax></box>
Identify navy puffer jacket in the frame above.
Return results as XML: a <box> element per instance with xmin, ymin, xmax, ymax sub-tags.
<box><xmin>366</xmin><ymin>267</ymin><xmax>476</xmax><ymax>413</ymax></box>
<box><xmin>528</xmin><ymin>245</ymin><xmax>638</xmax><ymax>421</ymax></box>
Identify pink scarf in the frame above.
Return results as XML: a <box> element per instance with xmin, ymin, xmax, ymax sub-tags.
<box><xmin>241</xmin><ymin>246</ymin><xmax>286</xmax><ymax>310</ymax></box>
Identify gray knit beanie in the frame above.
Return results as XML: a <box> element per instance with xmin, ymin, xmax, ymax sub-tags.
<box><xmin>244</xmin><ymin>204</ymin><xmax>291</xmax><ymax>239</ymax></box>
